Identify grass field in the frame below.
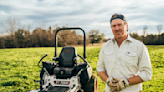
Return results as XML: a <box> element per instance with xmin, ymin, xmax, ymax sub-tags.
<box><xmin>0</xmin><ymin>45</ymin><xmax>164</xmax><ymax>92</ymax></box>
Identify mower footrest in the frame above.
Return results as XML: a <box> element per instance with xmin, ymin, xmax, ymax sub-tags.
<box><xmin>47</xmin><ymin>86</ymin><xmax>69</xmax><ymax>92</ymax></box>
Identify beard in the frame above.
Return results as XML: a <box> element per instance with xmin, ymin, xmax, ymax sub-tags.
<box><xmin>115</xmin><ymin>30</ymin><xmax>123</xmax><ymax>39</ymax></box>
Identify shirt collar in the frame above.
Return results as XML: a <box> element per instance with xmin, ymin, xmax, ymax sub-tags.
<box><xmin>112</xmin><ymin>34</ymin><xmax>133</xmax><ymax>43</ymax></box>
<box><xmin>126</xmin><ymin>35</ymin><xmax>133</xmax><ymax>42</ymax></box>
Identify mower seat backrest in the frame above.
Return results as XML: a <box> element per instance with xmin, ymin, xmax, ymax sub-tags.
<box><xmin>53</xmin><ymin>46</ymin><xmax>78</xmax><ymax>78</ymax></box>
<box><xmin>58</xmin><ymin>46</ymin><xmax>77</xmax><ymax>67</ymax></box>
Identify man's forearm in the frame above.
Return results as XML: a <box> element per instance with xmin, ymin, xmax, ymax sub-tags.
<box><xmin>98</xmin><ymin>71</ymin><xmax>143</xmax><ymax>85</ymax></box>
<box><xmin>128</xmin><ymin>75</ymin><xmax>143</xmax><ymax>85</ymax></box>
<box><xmin>98</xmin><ymin>71</ymin><xmax>108</xmax><ymax>82</ymax></box>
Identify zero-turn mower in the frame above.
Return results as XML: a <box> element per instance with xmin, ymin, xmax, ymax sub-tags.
<box><xmin>26</xmin><ymin>28</ymin><xmax>97</xmax><ymax>92</ymax></box>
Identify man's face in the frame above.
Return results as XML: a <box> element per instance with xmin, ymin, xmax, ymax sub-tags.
<box><xmin>111</xmin><ymin>19</ymin><xmax>128</xmax><ymax>40</ymax></box>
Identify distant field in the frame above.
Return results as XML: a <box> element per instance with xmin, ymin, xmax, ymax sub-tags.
<box><xmin>0</xmin><ymin>45</ymin><xmax>164</xmax><ymax>92</ymax></box>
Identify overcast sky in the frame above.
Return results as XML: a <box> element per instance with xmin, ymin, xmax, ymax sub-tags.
<box><xmin>0</xmin><ymin>0</ymin><xmax>164</xmax><ymax>38</ymax></box>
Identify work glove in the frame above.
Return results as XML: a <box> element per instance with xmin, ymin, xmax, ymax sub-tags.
<box><xmin>106</xmin><ymin>77</ymin><xmax>113</xmax><ymax>87</ymax></box>
<box><xmin>110</xmin><ymin>77</ymin><xmax>130</xmax><ymax>91</ymax></box>
<box><xmin>106</xmin><ymin>77</ymin><xmax>120</xmax><ymax>92</ymax></box>
<box><xmin>108</xmin><ymin>77</ymin><xmax>121</xmax><ymax>92</ymax></box>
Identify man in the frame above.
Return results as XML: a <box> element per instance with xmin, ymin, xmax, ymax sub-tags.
<box><xmin>97</xmin><ymin>13</ymin><xmax>153</xmax><ymax>92</ymax></box>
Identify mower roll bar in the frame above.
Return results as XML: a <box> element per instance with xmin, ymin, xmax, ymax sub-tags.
<box><xmin>54</xmin><ymin>27</ymin><xmax>87</xmax><ymax>59</ymax></box>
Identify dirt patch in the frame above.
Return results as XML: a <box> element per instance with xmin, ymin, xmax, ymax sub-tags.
<box><xmin>68</xmin><ymin>42</ymin><xmax>105</xmax><ymax>47</ymax></box>
<box><xmin>87</xmin><ymin>42</ymin><xmax>105</xmax><ymax>46</ymax></box>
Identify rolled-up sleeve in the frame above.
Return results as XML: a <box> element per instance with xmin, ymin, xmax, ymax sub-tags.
<box><xmin>138</xmin><ymin>45</ymin><xmax>153</xmax><ymax>82</ymax></box>
<box><xmin>97</xmin><ymin>48</ymin><xmax>106</xmax><ymax>72</ymax></box>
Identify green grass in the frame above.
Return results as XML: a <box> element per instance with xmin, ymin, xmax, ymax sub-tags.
<box><xmin>0</xmin><ymin>45</ymin><xmax>164</xmax><ymax>92</ymax></box>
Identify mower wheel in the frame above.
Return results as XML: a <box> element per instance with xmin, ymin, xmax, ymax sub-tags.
<box><xmin>83</xmin><ymin>74</ymin><xmax>97</xmax><ymax>92</ymax></box>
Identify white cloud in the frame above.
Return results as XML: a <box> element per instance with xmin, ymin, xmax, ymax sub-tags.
<box><xmin>0</xmin><ymin>10</ymin><xmax>7</xmax><ymax>15</ymax></box>
<box><xmin>0</xmin><ymin>0</ymin><xmax>164</xmax><ymax>38</ymax></box>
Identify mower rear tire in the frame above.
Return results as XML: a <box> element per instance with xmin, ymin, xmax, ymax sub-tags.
<box><xmin>83</xmin><ymin>74</ymin><xmax>97</xmax><ymax>92</ymax></box>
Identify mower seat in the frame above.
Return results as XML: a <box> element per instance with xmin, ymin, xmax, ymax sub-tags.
<box><xmin>53</xmin><ymin>46</ymin><xmax>79</xmax><ymax>78</ymax></box>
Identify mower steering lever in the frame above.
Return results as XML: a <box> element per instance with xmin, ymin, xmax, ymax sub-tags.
<box><xmin>38</xmin><ymin>54</ymin><xmax>48</xmax><ymax>68</ymax></box>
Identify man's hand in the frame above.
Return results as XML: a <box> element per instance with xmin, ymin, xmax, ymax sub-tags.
<box><xmin>118</xmin><ymin>78</ymin><xmax>129</xmax><ymax>89</ymax></box>
<box><xmin>109</xmin><ymin>77</ymin><xmax>130</xmax><ymax>91</ymax></box>
<box><xmin>106</xmin><ymin>77</ymin><xmax>121</xmax><ymax>92</ymax></box>
<box><xmin>107</xmin><ymin>77</ymin><xmax>120</xmax><ymax>92</ymax></box>
<box><xmin>106</xmin><ymin>77</ymin><xmax>113</xmax><ymax>86</ymax></box>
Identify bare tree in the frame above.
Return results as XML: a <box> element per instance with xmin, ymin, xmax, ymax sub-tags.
<box><xmin>0</xmin><ymin>17</ymin><xmax>20</xmax><ymax>35</ymax></box>
<box><xmin>143</xmin><ymin>26</ymin><xmax>148</xmax><ymax>43</ymax></box>
<box><xmin>143</xmin><ymin>26</ymin><xmax>147</xmax><ymax>37</ymax></box>
<box><xmin>39</xmin><ymin>21</ymin><xmax>47</xmax><ymax>29</ymax></box>
<box><xmin>157</xmin><ymin>25</ymin><xmax>163</xmax><ymax>35</ymax></box>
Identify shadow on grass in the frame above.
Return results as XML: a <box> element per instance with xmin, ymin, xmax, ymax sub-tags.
<box><xmin>1</xmin><ymin>81</ymin><xmax>21</xmax><ymax>86</ymax></box>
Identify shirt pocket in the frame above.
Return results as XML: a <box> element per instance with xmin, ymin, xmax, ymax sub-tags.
<box><xmin>104</xmin><ymin>50</ymin><xmax>113</xmax><ymax>55</ymax></box>
<box><xmin>103</xmin><ymin>50</ymin><xmax>115</xmax><ymax>64</ymax></box>
<box><xmin>124</xmin><ymin>51</ymin><xmax>138</xmax><ymax>66</ymax></box>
